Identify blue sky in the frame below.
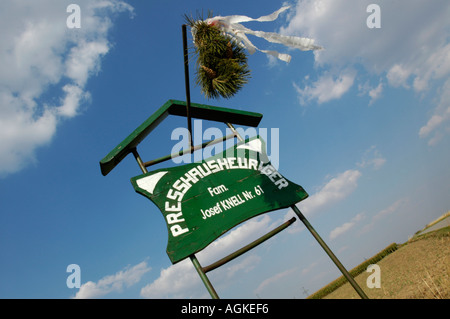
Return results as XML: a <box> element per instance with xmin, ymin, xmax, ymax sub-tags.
<box><xmin>0</xmin><ymin>0</ymin><xmax>449</xmax><ymax>299</ymax></box>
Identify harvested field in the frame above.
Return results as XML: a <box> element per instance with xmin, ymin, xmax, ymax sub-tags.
<box><xmin>320</xmin><ymin>226</ymin><xmax>450</xmax><ymax>299</ymax></box>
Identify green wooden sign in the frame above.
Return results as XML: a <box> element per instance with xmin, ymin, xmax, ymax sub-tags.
<box><xmin>131</xmin><ymin>136</ymin><xmax>308</xmax><ymax>264</ymax></box>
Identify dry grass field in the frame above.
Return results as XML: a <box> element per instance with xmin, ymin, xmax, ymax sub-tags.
<box><xmin>322</xmin><ymin>226</ymin><xmax>450</xmax><ymax>299</ymax></box>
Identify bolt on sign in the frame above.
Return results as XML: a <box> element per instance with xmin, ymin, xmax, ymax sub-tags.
<box><xmin>131</xmin><ymin>136</ymin><xmax>308</xmax><ymax>264</ymax></box>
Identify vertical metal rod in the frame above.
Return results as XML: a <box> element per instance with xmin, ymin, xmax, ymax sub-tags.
<box><xmin>190</xmin><ymin>255</ymin><xmax>220</xmax><ymax>299</ymax></box>
<box><xmin>132</xmin><ymin>148</ymin><xmax>148</xmax><ymax>174</ymax></box>
<box><xmin>291</xmin><ymin>205</ymin><xmax>369</xmax><ymax>299</ymax></box>
<box><xmin>182</xmin><ymin>24</ymin><xmax>193</xmax><ymax>151</ymax></box>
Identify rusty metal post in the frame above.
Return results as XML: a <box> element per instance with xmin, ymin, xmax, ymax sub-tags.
<box><xmin>291</xmin><ymin>205</ymin><xmax>369</xmax><ymax>299</ymax></box>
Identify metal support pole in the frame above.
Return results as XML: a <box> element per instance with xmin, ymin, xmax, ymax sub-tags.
<box><xmin>132</xmin><ymin>148</ymin><xmax>148</xmax><ymax>174</ymax></box>
<box><xmin>226</xmin><ymin>122</ymin><xmax>244</xmax><ymax>142</ymax></box>
<box><xmin>203</xmin><ymin>217</ymin><xmax>296</xmax><ymax>273</ymax></box>
<box><xmin>143</xmin><ymin>133</ymin><xmax>236</xmax><ymax>168</ymax></box>
<box><xmin>291</xmin><ymin>205</ymin><xmax>369</xmax><ymax>299</ymax></box>
<box><xmin>182</xmin><ymin>24</ymin><xmax>193</xmax><ymax>151</ymax></box>
<box><xmin>190</xmin><ymin>255</ymin><xmax>220</xmax><ymax>299</ymax></box>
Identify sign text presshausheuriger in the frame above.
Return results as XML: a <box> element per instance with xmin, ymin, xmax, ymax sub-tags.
<box><xmin>131</xmin><ymin>136</ymin><xmax>308</xmax><ymax>263</ymax></box>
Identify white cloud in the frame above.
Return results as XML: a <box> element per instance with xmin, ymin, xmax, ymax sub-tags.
<box><xmin>373</xmin><ymin>198</ymin><xmax>408</xmax><ymax>222</ymax></box>
<box><xmin>0</xmin><ymin>97</ymin><xmax>57</xmax><ymax>174</ymax></box>
<box><xmin>296</xmin><ymin>169</ymin><xmax>362</xmax><ymax>217</ymax></box>
<box><xmin>197</xmin><ymin>215</ymin><xmax>275</xmax><ymax>265</ymax></box>
<box><xmin>329</xmin><ymin>213</ymin><xmax>364</xmax><ymax>240</ymax></box>
<box><xmin>360</xmin><ymin>198</ymin><xmax>409</xmax><ymax>234</ymax></box>
<box><xmin>386</xmin><ymin>64</ymin><xmax>412</xmax><ymax>88</ymax></box>
<box><xmin>140</xmin><ymin>215</ymin><xmax>273</xmax><ymax>298</ymax></box>
<box><xmin>358</xmin><ymin>80</ymin><xmax>383</xmax><ymax>105</ymax></box>
<box><xmin>139</xmin><ymin>253</ymin><xmax>262</xmax><ymax>299</ymax></box>
<box><xmin>0</xmin><ymin>0</ymin><xmax>134</xmax><ymax>177</ymax></box>
<box><xmin>420</xmin><ymin>114</ymin><xmax>446</xmax><ymax>139</ymax></box>
<box><xmin>286</xmin><ymin>145</ymin><xmax>386</xmax><ymax>233</ymax></box>
<box><xmin>413</xmin><ymin>43</ymin><xmax>450</xmax><ymax>92</ymax></box>
<box><xmin>368</xmin><ymin>82</ymin><xmax>383</xmax><ymax>104</ymax></box>
<box><xmin>254</xmin><ymin>267</ymin><xmax>297</xmax><ymax>296</ymax></box>
<box><xmin>140</xmin><ymin>259</ymin><xmax>204</xmax><ymax>299</ymax></box>
<box><xmin>283</xmin><ymin>0</ymin><xmax>450</xmax><ymax>143</ymax></box>
<box><xmin>419</xmin><ymin>78</ymin><xmax>450</xmax><ymax>145</ymax></box>
<box><xmin>224</xmin><ymin>254</ymin><xmax>261</xmax><ymax>279</ymax></box>
<box><xmin>357</xmin><ymin>145</ymin><xmax>386</xmax><ymax>170</ymax></box>
<box><xmin>282</xmin><ymin>0</ymin><xmax>449</xmax><ymax>75</ymax></box>
<box><xmin>55</xmin><ymin>84</ymin><xmax>92</xmax><ymax>118</ymax></box>
<box><xmin>65</xmin><ymin>40</ymin><xmax>110</xmax><ymax>87</ymax></box>
<box><xmin>294</xmin><ymin>70</ymin><xmax>355</xmax><ymax>105</ymax></box>
<box><xmin>74</xmin><ymin>260</ymin><xmax>151</xmax><ymax>299</ymax></box>
<box><xmin>301</xmin><ymin>261</ymin><xmax>318</xmax><ymax>275</ymax></box>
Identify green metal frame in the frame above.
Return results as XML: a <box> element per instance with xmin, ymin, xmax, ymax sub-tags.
<box><xmin>100</xmin><ymin>99</ymin><xmax>263</xmax><ymax>176</ymax></box>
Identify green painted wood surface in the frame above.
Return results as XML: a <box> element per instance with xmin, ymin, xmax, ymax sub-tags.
<box><xmin>131</xmin><ymin>136</ymin><xmax>308</xmax><ymax>264</ymax></box>
<box><xmin>100</xmin><ymin>99</ymin><xmax>262</xmax><ymax>176</ymax></box>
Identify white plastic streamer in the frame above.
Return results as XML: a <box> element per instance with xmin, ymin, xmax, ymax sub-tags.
<box><xmin>205</xmin><ymin>6</ymin><xmax>322</xmax><ymax>63</ymax></box>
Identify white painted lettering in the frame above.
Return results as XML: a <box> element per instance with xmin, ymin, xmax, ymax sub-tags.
<box><xmin>165</xmin><ymin>201</ymin><xmax>181</xmax><ymax>212</ymax></box>
<box><xmin>248</xmin><ymin>159</ymin><xmax>258</xmax><ymax>170</ymax></box>
<box><xmin>216</xmin><ymin>158</ymin><xmax>230</xmax><ymax>170</ymax></box>
<box><xmin>179</xmin><ymin>173</ymin><xmax>198</xmax><ymax>187</ymax></box>
<box><xmin>166</xmin><ymin>212</ymin><xmax>185</xmax><ymax>224</ymax></box>
<box><xmin>275</xmin><ymin>178</ymin><xmax>289</xmax><ymax>189</ymax></box>
<box><xmin>206</xmin><ymin>160</ymin><xmax>220</xmax><ymax>173</ymax></box>
<box><xmin>167</xmin><ymin>189</ymin><xmax>183</xmax><ymax>202</ymax></box>
<box><xmin>170</xmin><ymin>224</ymin><xmax>189</xmax><ymax>237</ymax></box>
<box><xmin>207</xmin><ymin>184</ymin><xmax>229</xmax><ymax>197</ymax></box>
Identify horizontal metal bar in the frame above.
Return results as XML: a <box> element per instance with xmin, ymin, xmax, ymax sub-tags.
<box><xmin>142</xmin><ymin>133</ymin><xmax>236</xmax><ymax>168</ymax></box>
<box><xmin>202</xmin><ymin>217</ymin><xmax>297</xmax><ymax>273</ymax></box>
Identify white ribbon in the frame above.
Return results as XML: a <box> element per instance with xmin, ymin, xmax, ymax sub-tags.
<box><xmin>205</xmin><ymin>6</ymin><xmax>322</xmax><ymax>63</ymax></box>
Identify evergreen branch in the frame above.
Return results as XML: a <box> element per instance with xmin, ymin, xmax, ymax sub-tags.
<box><xmin>184</xmin><ymin>11</ymin><xmax>251</xmax><ymax>99</ymax></box>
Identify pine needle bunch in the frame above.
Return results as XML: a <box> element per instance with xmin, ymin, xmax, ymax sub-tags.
<box><xmin>185</xmin><ymin>14</ymin><xmax>251</xmax><ymax>99</ymax></box>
